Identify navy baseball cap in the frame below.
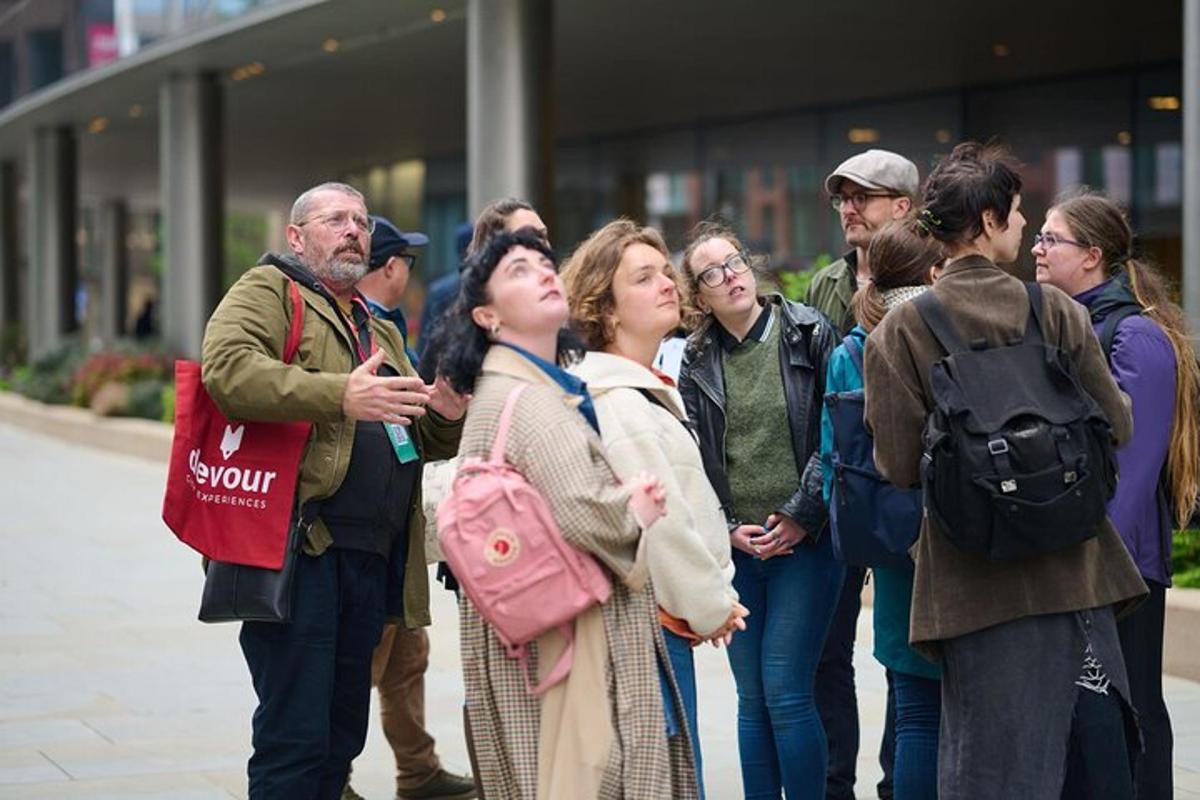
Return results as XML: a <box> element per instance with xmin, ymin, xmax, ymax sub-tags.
<box><xmin>369</xmin><ymin>215</ymin><xmax>429</xmax><ymax>269</ymax></box>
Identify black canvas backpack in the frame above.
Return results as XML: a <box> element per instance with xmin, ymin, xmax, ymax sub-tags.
<box><xmin>914</xmin><ymin>282</ymin><xmax>1118</xmax><ymax>561</ymax></box>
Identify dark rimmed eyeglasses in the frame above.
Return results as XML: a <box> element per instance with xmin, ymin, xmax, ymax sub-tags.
<box><xmin>830</xmin><ymin>191</ymin><xmax>899</xmax><ymax>212</ymax></box>
<box><xmin>695</xmin><ymin>252</ymin><xmax>751</xmax><ymax>288</ymax></box>
<box><xmin>1032</xmin><ymin>232</ymin><xmax>1089</xmax><ymax>251</ymax></box>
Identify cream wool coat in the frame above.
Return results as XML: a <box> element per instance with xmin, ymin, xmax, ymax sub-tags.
<box><xmin>572</xmin><ymin>351</ymin><xmax>737</xmax><ymax>637</ymax></box>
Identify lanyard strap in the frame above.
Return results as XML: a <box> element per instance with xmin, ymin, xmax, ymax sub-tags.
<box><xmin>327</xmin><ymin>294</ymin><xmax>377</xmax><ymax>367</ymax></box>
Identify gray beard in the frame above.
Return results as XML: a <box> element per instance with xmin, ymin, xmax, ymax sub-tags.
<box><xmin>316</xmin><ymin>257</ymin><xmax>368</xmax><ymax>292</ymax></box>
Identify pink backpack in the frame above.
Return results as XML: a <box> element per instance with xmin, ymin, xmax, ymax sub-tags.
<box><xmin>437</xmin><ymin>383</ymin><xmax>613</xmax><ymax>696</ymax></box>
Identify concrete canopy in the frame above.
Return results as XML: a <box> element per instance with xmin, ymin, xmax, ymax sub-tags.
<box><xmin>0</xmin><ymin>0</ymin><xmax>1182</xmax><ymax>209</ymax></box>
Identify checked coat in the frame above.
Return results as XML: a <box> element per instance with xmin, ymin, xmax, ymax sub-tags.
<box><xmin>455</xmin><ymin>345</ymin><xmax>697</xmax><ymax>800</ymax></box>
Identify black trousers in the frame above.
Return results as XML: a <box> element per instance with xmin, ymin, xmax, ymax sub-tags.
<box><xmin>240</xmin><ymin>549</ymin><xmax>388</xmax><ymax>800</ymax></box>
<box><xmin>1118</xmin><ymin>580</ymin><xmax>1173</xmax><ymax>800</ymax></box>
<box><xmin>817</xmin><ymin>567</ymin><xmax>898</xmax><ymax>799</ymax></box>
<box><xmin>1060</xmin><ymin>687</ymin><xmax>1136</xmax><ymax>800</ymax></box>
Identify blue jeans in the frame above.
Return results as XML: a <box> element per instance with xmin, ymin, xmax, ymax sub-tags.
<box><xmin>664</xmin><ymin>628</ymin><xmax>704</xmax><ymax>799</ymax></box>
<box><xmin>726</xmin><ymin>535</ymin><xmax>844</xmax><ymax>800</ymax></box>
<box><xmin>239</xmin><ymin>549</ymin><xmax>388</xmax><ymax>800</ymax></box>
<box><xmin>892</xmin><ymin>672</ymin><xmax>940</xmax><ymax>800</ymax></box>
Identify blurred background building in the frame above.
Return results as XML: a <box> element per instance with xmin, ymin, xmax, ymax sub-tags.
<box><xmin>0</xmin><ymin>0</ymin><xmax>1193</xmax><ymax>358</ymax></box>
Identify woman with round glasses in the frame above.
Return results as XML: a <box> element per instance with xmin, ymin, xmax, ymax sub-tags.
<box><xmin>678</xmin><ymin>219</ymin><xmax>841</xmax><ymax>800</ymax></box>
<box><xmin>1034</xmin><ymin>189</ymin><xmax>1199</xmax><ymax>800</ymax></box>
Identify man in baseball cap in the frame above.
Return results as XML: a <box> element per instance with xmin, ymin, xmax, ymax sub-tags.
<box><xmin>803</xmin><ymin>148</ymin><xmax>918</xmax><ymax>800</ymax></box>
<box><xmin>356</xmin><ymin>216</ymin><xmax>429</xmax><ymax>365</ymax></box>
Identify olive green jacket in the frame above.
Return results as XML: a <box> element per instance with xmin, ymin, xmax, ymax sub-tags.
<box><xmin>805</xmin><ymin>252</ymin><xmax>858</xmax><ymax>336</ymax></box>
<box><xmin>200</xmin><ymin>259</ymin><xmax>462</xmax><ymax>627</ymax></box>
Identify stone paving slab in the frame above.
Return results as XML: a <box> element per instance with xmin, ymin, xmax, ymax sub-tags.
<box><xmin>2</xmin><ymin>419</ymin><xmax>1200</xmax><ymax>799</ymax></box>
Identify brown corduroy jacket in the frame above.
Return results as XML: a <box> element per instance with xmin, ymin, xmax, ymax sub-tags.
<box><xmin>863</xmin><ymin>255</ymin><xmax>1147</xmax><ymax>656</ymax></box>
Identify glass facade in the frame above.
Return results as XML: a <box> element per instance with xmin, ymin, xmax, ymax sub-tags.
<box><xmin>543</xmin><ymin>66</ymin><xmax>1185</xmax><ymax>287</ymax></box>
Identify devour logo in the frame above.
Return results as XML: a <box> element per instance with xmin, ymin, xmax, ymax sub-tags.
<box><xmin>220</xmin><ymin>424</ymin><xmax>244</xmax><ymax>460</ymax></box>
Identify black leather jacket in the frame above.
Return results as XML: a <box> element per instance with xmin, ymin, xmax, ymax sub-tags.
<box><xmin>679</xmin><ymin>293</ymin><xmax>835</xmax><ymax>539</ymax></box>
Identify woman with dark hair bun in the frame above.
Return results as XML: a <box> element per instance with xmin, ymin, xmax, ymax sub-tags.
<box><xmin>1034</xmin><ymin>189</ymin><xmax>1200</xmax><ymax>800</ymax></box>
<box><xmin>427</xmin><ymin>229</ymin><xmax>698</xmax><ymax>800</ymax></box>
<box><xmin>820</xmin><ymin>217</ymin><xmax>944</xmax><ymax>800</ymax></box>
<box><xmin>864</xmin><ymin>142</ymin><xmax>1147</xmax><ymax>799</ymax></box>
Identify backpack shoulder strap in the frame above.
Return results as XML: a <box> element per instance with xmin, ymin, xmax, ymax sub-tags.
<box><xmin>490</xmin><ymin>383</ymin><xmax>529</xmax><ymax>463</ymax></box>
<box><xmin>913</xmin><ymin>290</ymin><xmax>968</xmax><ymax>355</ymax></box>
<box><xmin>282</xmin><ymin>279</ymin><xmax>305</xmax><ymax>364</ymax></box>
<box><xmin>1022</xmin><ymin>281</ymin><xmax>1046</xmax><ymax>346</ymax></box>
<box><xmin>842</xmin><ymin>334</ymin><xmax>865</xmax><ymax>377</ymax></box>
<box><xmin>1099</xmin><ymin>304</ymin><xmax>1143</xmax><ymax>364</ymax></box>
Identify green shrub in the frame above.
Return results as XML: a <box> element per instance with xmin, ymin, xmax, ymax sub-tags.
<box><xmin>122</xmin><ymin>378</ymin><xmax>167</xmax><ymax>420</ymax></box>
<box><xmin>161</xmin><ymin>383</ymin><xmax>176</xmax><ymax>424</ymax></box>
<box><xmin>71</xmin><ymin>349</ymin><xmax>171</xmax><ymax>408</ymax></box>
<box><xmin>10</xmin><ymin>339</ymin><xmax>86</xmax><ymax>404</ymax></box>
<box><xmin>1173</xmin><ymin>529</ymin><xmax>1200</xmax><ymax>587</ymax></box>
<box><xmin>778</xmin><ymin>253</ymin><xmax>834</xmax><ymax>303</ymax></box>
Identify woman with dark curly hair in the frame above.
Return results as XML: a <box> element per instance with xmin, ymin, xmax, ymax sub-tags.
<box><xmin>425</xmin><ymin>229</ymin><xmax>696</xmax><ymax>800</ymax></box>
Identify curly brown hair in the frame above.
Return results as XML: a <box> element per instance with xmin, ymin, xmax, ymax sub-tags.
<box><xmin>678</xmin><ymin>218</ymin><xmax>775</xmax><ymax>332</ymax></box>
<box><xmin>560</xmin><ymin>219</ymin><xmax>696</xmax><ymax>350</ymax></box>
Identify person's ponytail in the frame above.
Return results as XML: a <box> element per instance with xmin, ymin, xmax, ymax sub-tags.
<box><xmin>1125</xmin><ymin>258</ymin><xmax>1200</xmax><ymax>526</ymax></box>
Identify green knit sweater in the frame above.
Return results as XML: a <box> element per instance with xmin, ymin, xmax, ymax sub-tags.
<box><xmin>722</xmin><ymin>307</ymin><xmax>800</xmax><ymax>525</ymax></box>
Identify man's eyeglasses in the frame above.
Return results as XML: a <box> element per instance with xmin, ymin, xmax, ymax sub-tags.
<box><xmin>394</xmin><ymin>252</ymin><xmax>418</xmax><ymax>269</ymax></box>
<box><xmin>298</xmin><ymin>210</ymin><xmax>375</xmax><ymax>235</ymax></box>
<box><xmin>830</xmin><ymin>191</ymin><xmax>898</xmax><ymax>212</ymax></box>
<box><xmin>1033</xmin><ymin>232</ymin><xmax>1089</xmax><ymax>251</ymax></box>
<box><xmin>696</xmin><ymin>252</ymin><xmax>751</xmax><ymax>288</ymax></box>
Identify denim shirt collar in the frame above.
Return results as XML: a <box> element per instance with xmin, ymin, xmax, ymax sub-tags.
<box><xmin>498</xmin><ymin>342</ymin><xmax>599</xmax><ymax>433</ymax></box>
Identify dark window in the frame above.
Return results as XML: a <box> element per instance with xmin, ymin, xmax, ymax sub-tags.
<box><xmin>28</xmin><ymin>28</ymin><xmax>64</xmax><ymax>91</ymax></box>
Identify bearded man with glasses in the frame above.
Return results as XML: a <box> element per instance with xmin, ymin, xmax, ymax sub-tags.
<box><xmin>803</xmin><ymin>149</ymin><xmax>918</xmax><ymax>800</ymax></box>
<box><xmin>202</xmin><ymin>181</ymin><xmax>465</xmax><ymax>800</ymax></box>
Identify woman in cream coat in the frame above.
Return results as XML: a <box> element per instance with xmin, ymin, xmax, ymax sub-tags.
<box><xmin>561</xmin><ymin>219</ymin><xmax>748</xmax><ymax>799</ymax></box>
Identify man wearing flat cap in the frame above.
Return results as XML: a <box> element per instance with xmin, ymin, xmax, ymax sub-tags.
<box><xmin>807</xmin><ymin>149</ymin><xmax>919</xmax><ymax>336</ymax></box>
<box><xmin>804</xmin><ymin>148</ymin><xmax>919</xmax><ymax>800</ymax></box>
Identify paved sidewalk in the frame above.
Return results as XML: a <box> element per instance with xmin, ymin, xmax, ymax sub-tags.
<box><xmin>3</xmin><ymin>419</ymin><xmax>1200</xmax><ymax>798</ymax></box>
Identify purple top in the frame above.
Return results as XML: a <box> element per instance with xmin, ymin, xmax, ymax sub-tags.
<box><xmin>1076</xmin><ymin>280</ymin><xmax>1177</xmax><ymax>585</ymax></box>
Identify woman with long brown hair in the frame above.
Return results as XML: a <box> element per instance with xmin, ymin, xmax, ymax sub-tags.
<box><xmin>1034</xmin><ymin>188</ymin><xmax>1199</xmax><ymax>799</ymax></box>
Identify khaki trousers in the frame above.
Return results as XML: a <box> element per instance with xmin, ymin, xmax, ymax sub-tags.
<box><xmin>372</xmin><ymin>624</ymin><xmax>442</xmax><ymax>789</ymax></box>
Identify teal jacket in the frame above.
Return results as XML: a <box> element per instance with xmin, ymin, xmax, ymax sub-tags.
<box><xmin>819</xmin><ymin>326</ymin><xmax>940</xmax><ymax>680</ymax></box>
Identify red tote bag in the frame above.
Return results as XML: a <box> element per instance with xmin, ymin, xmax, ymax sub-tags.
<box><xmin>162</xmin><ymin>279</ymin><xmax>313</xmax><ymax>569</ymax></box>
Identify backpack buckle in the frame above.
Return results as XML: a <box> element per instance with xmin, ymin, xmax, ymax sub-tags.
<box><xmin>987</xmin><ymin>439</ymin><xmax>1009</xmax><ymax>455</ymax></box>
<box><xmin>1000</xmin><ymin>478</ymin><xmax>1018</xmax><ymax>494</ymax></box>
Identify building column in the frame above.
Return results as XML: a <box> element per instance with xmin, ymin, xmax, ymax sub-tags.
<box><xmin>97</xmin><ymin>199</ymin><xmax>128</xmax><ymax>341</ymax></box>
<box><xmin>466</xmin><ymin>0</ymin><xmax>553</xmax><ymax>219</ymax></box>
<box><xmin>159</xmin><ymin>72</ymin><xmax>223</xmax><ymax>359</ymax></box>
<box><xmin>26</xmin><ymin>127</ymin><xmax>78</xmax><ymax>359</ymax></box>
<box><xmin>0</xmin><ymin>161</ymin><xmax>19</xmax><ymax>337</ymax></box>
<box><xmin>1184</xmin><ymin>0</ymin><xmax>1200</xmax><ymax>334</ymax></box>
